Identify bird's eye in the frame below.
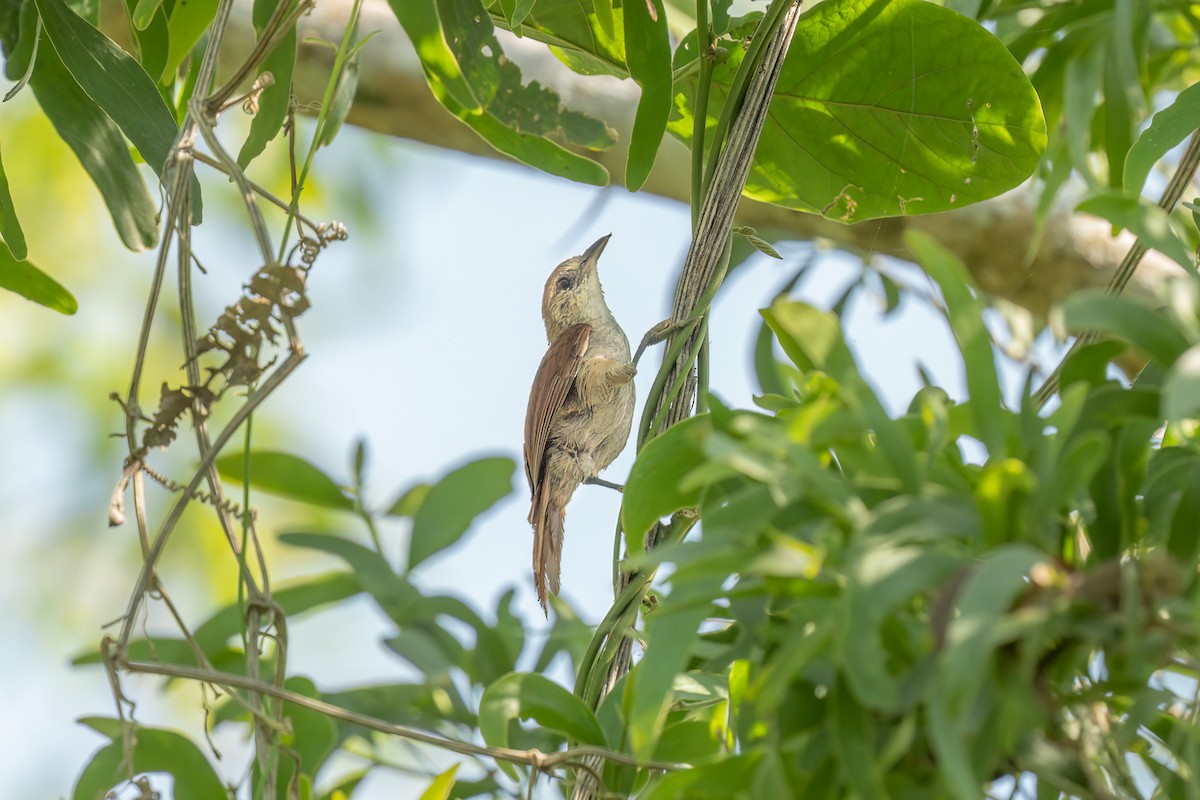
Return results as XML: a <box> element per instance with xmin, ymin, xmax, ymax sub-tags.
<box><xmin>556</xmin><ymin>276</ymin><xmax>574</xmax><ymax>292</ymax></box>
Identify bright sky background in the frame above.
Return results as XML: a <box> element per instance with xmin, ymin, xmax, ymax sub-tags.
<box><xmin>0</xmin><ymin>83</ymin><xmax>1041</xmax><ymax>797</ymax></box>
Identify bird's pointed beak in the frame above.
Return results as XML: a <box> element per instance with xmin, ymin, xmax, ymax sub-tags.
<box><xmin>580</xmin><ymin>234</ymin><xmax>611</xmax><ymax>276</ymax></box>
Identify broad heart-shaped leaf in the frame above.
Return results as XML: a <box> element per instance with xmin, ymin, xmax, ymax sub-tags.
<box><xmin>1125</xmin><ymin>82</ymin><xmax>1200</xmax><ymax>195</ymax></box>
<box><xmin>0</xmin><ymin>139</ymin><xmax>27</xmax><ymax>260</ymax></box>
<box><xmin>29</xmin><ymin>42</ymin><xmax>159</xmax><ymax>251</ymax></box>
<box><xmin>0</xmin><ymin>240</ymin><xmax>77</xmax><ymax>313</ymax></box>
<box><xmin>34</xmin><ymin>0</ymin><xmax>178</xmax><ymax>177</ymax></box>
<box><xmin>73</xmin><ymin>719</ymin><xmax>225</xmax><ymax>800</ymax></box>
<box><xmin>429</xmin><ymin>0</ymin><xmax>614</xmax><ymax>185</ymax></box>
<box><xmin>623</xmin><ymin>0</ymin><xmax>670</xmax><ymax>190</ymax></box>
<box><xmin>669</xmin><ymin>0</ymin><xmax>1046</xmax><ymax>221</ymax></box>
<box><xmin>237</xmin><ymin>0</ymin><xmax>298</xmax><ymax>168</ymax></box>
<box><xmin>216</xmin><ymin>450</ymin><xmax>354</xmax><ymax>511</ymax></box>
<box><xmin>622</xmin><ymin>414</ymin><xmax>713</xmax><ymax>551</ymax></box>
<box><xmin>408</xmin><ymin>456</ymin><xmax>515</xmax><ymax>570</ymax></box>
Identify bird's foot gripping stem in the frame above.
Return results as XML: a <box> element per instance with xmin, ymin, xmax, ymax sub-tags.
<box><xmin>633</xmin><ymin>319</ymin><xmax>687</xmax><ymax>368</ymax></box>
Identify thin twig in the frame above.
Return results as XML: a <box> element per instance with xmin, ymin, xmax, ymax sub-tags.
<box><xmin>190</xmin><ymin>151</ymin><xmax>323</xmax><ymax>232</ymax></box>
<box><xmin>117</xmin><ymin>659</ymin><xmax>689</xmax><ymax>774</ymax></box>
<box><xmin>116</xmin><ymin>351</ymin><xmax>306</xmax><ymax>652</ymax></box>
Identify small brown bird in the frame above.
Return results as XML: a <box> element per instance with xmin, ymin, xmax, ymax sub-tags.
<box><xmin>524</xmin><ymin>235</ymin><xmax>636</xmax><ymax>614</ymax></box>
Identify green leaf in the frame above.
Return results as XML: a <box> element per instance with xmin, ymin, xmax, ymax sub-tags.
<box><xmin>419</xmin><ymin>764</ymin><xmax>460</xmax><ymax>800</ymax></box>
<box><xmin>72</xmin><ymin>720</ymin><xmax>225</xmax><ymax>800</ymax></box>
<box><xmin>237</xmin><ymin>0</ymin><xmax>298</xmax><ymax>168</ymax></box>
<box><xmin>216</xmin><ymin>450</ymin><xmax>354</xmax><ymax>511</ymax></box>
<box><xmin>670</xmin><ymin>0</ymin><xmax>1046</xmax><ymax>221</ymax></box>
<box><xmin>161</xmin><ymin>0</ymin><xmax>216</xmax><ymax>83</ymax></box>
<box><xmin>518</xmin><ymin>3</ymin><xmax>626</xmax><ymax>78</ymax></box>
<box><xmin>833</xmin><ymin>675</ymin><xmax>884</xmax><ymax>799</ymax></box>
<box><xmin>1058</xmin><ymin>291</ymin><xmax>1192</xmax><ymax>368</ymax></box>
<box><xmin>1163</xmin><ymin>344</ymin><xmax>1200</xmax><ymax>422</ymax></box>
<box><xmin>385</xmin><ymin>482</ymin><xmax>431</xmax><ymax>517</ymax></box>
<box><xmin>0</xmin><ymin>139</ymin><xmax>27</xmax><ymax>259</ymax></box>
<box><xmin>1124</xmin><ymin>85</ymin><xmax>1200</xmax><ymax>195</ymax></box>
<box><xmin>841</xmin><ymin>542</ymin><xmax>959</xmax><ymax>712</ymax></box>
<box><xmin>1077</xmin><ymin>192</ymin><xmax>1193</xmax><ymax>270</ymax></box>
<box><xmin>29</xmin><ymin>43</ymin><xmax>160</xmax><ymax>250</ymax></box>
<box><xmin>905</xmin><ymin>229</ymin><xmax>1007</xmax><ymax>457</ymax></box>
<box><xmin>623</xmin><ymin>0</ymin><xmax>669</xmax><ymax>190</ymax></box>
<box><xmin>938</xmin><ymin>545</ymin><xmax>1045</xmax><ymax>715</ymax></box>
<box><xmin>123</xmin><ymin>0</ymin><xmax>170</xmax><ymax>82</ymax></box>
<box><xmin>408</xmin><ymin>456</ymin><xmax>514</xmax><ymax>570</ymax></box>
<box><xmin>643</xmin><ymin>753</ymin><xmax>763</xmax><ymax>800</ymax></box>
<box><xmin>733</xmin><ymin>226</ymin><xmax>782</xmax><ymax>259</ymax></box>
<box><xmin>279</xmin><ymin>534</ymin><xmax>412</xmax><ymax>611</ymax></box>
<box><xmin>622</xmin><ymin>415</ymin><xmax>713</xmax><ymax>550</ymax></box>
<box><xmin>479</xmin><ymin>672</ymin><xmax>607</xmax><ymax>754</ymax></box>
<box><xmin>628</xmin><ymin>569</ymin><xmax>720</xmax><ymax>759</ymax></box>
<box><xmin>273</xmin><ymin>677</ymin><xmax>338</xmax><ymax>799</ymax></box>
<box><xmin>387</xmin><ymin>0</ymin><xmax>481</xmax><ymax>112</ymax></box>
<box><xmin>191</xmin><ymin>571</ymin><xmax>363</xmax><ymax>654</ymax></box>
<box><xmin>763</xmin><ymin>300</ymin><xmax>920</xmax><ymax>491</ymax></box>
<box><xmin>35</xmin><ymin>0</ymin><xmax>179</xmax><ymax>177</ymax></box>
<box><xmin>319</xmin><ymin>24</ymin><xmax>365</xmax><ymax>148</ymax></box>
<box><xmin>0</xmin><ymin>240</ymin><xmax>76</xmax><ymax>313</ymax></box>
<box><xmin>132</xmin><ymin>0</ymin><xmax>164</xmax><ymax>31</ymax></box>
<box><xmin>496</xmin><ymin>0</ymin><xmax>534</xmax><ymax>31</ymax></box>
<box><xmin>429</xmin><ymin>0</ymin><xmax>613</xmax><ymax>185</ymax></box>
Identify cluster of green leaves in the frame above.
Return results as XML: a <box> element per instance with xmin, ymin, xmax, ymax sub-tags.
<box><xmin>973</xmin><ymin>0</ymin><xmax>1200</xmax><ymax>255</ymax></box>
<box><xmin>74</xmin><ymin>451</ymin><xmax>607</xmax><ymax>799</ymax></box>
<box><xmin>602</xmin><ymin>232</ymin><xmax>1200</xmax><ymax>798</ymax></box>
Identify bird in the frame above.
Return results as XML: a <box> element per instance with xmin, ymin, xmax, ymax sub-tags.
<box><xmin>524</xmin><ymin>234</ymin><xmax>636</xmax><ymax>615</ymax></box>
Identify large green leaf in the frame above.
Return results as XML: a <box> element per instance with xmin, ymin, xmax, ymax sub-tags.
<box><xmin>407</xmin><ymin>456</ymin><xmax>514</xmax><ymax>570</ymax></box>
<box><xmin>34</xmin><ymin>0</ymin><xmax>178</xmax><ymax>176</ymax></box>
<box><xmin>237</xmin><ymin>0</ymin><xmax>298</xmax><ymax>167</ymax></box>
<box><xmin>1125</xmin><ymin>81</ymin><xmax>1200</xmax><ymax>195</ymax></box>
<box><xmin>0</xmin><ymin>139</ymin><xmax>27</xmax><ymax>260</ymax></box>
<box><xmin>905</xmin><ymin>230</ymin><xmax>1007</xmax><ymax>457</ymax></box>
<box><xmin>0</xmin><ymin>240</ymin><xmax>76</xmax><ymax>313</ymax></box>
<box><xmin>29</xmin><ymin>43</ymin><xmax>160</xmax><ymax>251</ymax></box>
<box><xmin>622</xmin><ymin>0</ymin><xmax>670</xmax><ymax>190</ymax></box>
<box><xmin>1163</xmin><ymin>344</ymin><xmax>1200</xmax><ymax>422</ymax></box>
<box><xmin>479</xmin><ymin>671</ymin><xmax>606</xmax><ymax>778</ymax></box>
<box><xmin>670</xmin><ymin>0</ymin><xmax>1046</xmax><ymax>221</ymax></box>
<box><xmin>73</xmin><ymin>720</ymin><xmax>225</xmax><ymax>800</ymax></box>
<box><xmin>622</xmin><ymin>414</ymin><xmax>713</xmax><ymax>549</ymax></box>
<box><xmin>216</xmin><ymin>450</ymin><xmax>354</xmax><ymax>511</ymax></box>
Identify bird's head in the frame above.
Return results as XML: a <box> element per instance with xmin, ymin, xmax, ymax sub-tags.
<box><xmin>541</xmin><ymin>234</ymin><xmax>613</xmax><ymax>342</ymax></box>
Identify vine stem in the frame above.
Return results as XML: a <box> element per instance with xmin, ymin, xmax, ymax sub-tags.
<box><xmin>116</xmin><ymin>658</ymin><xmax>689</xmax><ymax>774</ymax></box>
<box><xmin>1033</xmin><ymin>129</ymin><xmax>1200</xmax><ymax>408</ymax></box>
<box><xmin>573</xmin><ymin>2</ymin><xmax>803</xmax><ymax>797</ymax></box>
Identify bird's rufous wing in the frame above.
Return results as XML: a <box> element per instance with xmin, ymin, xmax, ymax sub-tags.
<box><xmin>524</xmin><ymin>323</ymin><xmax>590</xmax><ymax>492</ymax></box>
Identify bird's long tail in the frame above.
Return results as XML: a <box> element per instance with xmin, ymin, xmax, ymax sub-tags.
<box><xmin>531</xmin><ymin>487</ymin><xmax>564</xmax><ymax>616</ymax></box>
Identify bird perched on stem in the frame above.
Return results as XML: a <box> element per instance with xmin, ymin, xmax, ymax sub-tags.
<box><xmin>524</xmin><ymin>235</ymin><xmax>635</xmax><ymax>615</ymax></box>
